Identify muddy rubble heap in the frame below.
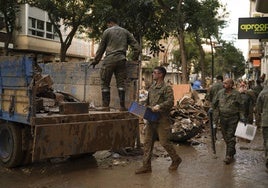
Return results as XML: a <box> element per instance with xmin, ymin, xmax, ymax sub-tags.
<box><xmin>169</xmin><ymin>95</ymin><xmax>209</xmax><ymax>142</ymax></box>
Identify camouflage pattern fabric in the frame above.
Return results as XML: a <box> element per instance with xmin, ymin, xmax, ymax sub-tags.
<box><xmin>206</xmin><ymin>82</ymin><xmax>223</xmax><ymax>125</ymax></box>
<box><xmin>94</xmin><ymin>25</ymin><xmax>141</xmax><ymax>91</ymax></box>
<box><xmin>256</xmin><ymin>83</ymin><xmax>268</xmax><ymax>165</ymax></box>
<box><xmin>100</xmin><ymin>60</ymin><xmax>126</xmax><ymax>90</ymax></box>
<box><xmin>142</xmin><ymin>82</ymin><xmax>179</xmax><ymax>167</ymax></box>
<box><xmin>213</xmin><ymin>88</ymin><xmax>243</xmax><ymax>157</ymax></box>
<box><xmin>256</xmin><ymin>83</ymin><xmax>268</xmax><ymax>128</ymax></box>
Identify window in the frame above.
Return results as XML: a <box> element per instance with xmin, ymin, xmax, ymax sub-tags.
<box><xmin>46</xmin><ymin>22</ymin><xmax>54</xmax><ymax>39</ymax></box>
<box><xmin>28</xmin><ymin>17</ymin><xmax>56</xmax><ymax>39</ymax></box>
<box><xmin>28</xmin><ymin>17</ymin><xmax>44</xmax><ymax>37</ymax></box>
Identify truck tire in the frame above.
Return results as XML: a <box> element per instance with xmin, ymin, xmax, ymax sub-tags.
<box><xmin>0</xmin><ymin>123</ymin><xmax>23</xmax><ymax>168</ymax></box>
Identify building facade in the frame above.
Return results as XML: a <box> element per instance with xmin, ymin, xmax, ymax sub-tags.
<box><xmin>248</xmin><ymin>0</ymin><xmax>268</xmax><ymax>80</ymax></box>
<box><xmin>0</xmin><ymin>4</ymin><xmax>92</xmax><ymax>63</ymax></box>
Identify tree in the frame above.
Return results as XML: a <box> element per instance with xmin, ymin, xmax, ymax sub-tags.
<box><xmin>0</xmin><ymin>0</ymin><xmax>20</xmax><ymax>55</ymax></box>
<box><xmin>214</xmin><ymin>41</ymin><xmax>245</xmax><ymax>79</ymax></box>
<box><xmin>27</xmin><ymin>0</ymin><xmax>93</xmax><ymax>62</ymax></box>
<box><xmin>87</xmin><ymin>0</ymin><xmax>168</xmax><ymax>57</ymax></box>
<box><xmin>186</xmin><ymin>0</ymin><xmax>227</xmax><ymax>86</ymax></box>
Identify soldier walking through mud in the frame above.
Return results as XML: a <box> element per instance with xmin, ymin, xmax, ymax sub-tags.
<box><xmin>256</xmin><ymin>80</ymin><xmax>268</xmax><ymax>172</ymax></box>
<box><xmin>135</xmin><ymin>66</ymin><xmax>181</xmax><ymax>174</ymax></box>
<box><xmin>212</xmin><ymin>78</ymin><xmax>244</xmax><ymax>165</ymax></box>
<box><xmin>206</xmin><ymin>75</ymin><xmax>224</xmax><ymax>140</ymax></box>
<box><xmin>91</xmin><ymin>17</ymin><xmax>141</xmax><ymax>111</ymax></box>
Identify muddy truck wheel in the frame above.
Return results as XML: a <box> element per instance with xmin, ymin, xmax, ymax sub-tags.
<box><xmin>0</xmin><ymin>123</ymin><xmax>23</xmax><ymax>168</ymax></box>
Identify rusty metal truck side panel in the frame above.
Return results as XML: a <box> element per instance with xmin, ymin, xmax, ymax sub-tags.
<box><xmin>32</xmin><ymin>112</ymin><xmax>138</xmax><ymax>161</ymax></box>
<box><xmin>0</xmin><ymin>56</ymin><xmax>139</xmax><ymax>167</ymax></box>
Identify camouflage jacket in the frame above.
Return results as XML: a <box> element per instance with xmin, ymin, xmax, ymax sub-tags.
<box><xmin>256</xmin><ymin>85</ymin><xmax>268</xmax><ymax>127</ymax></box>
<box><xmin>252</xmin><ymin>84</ymin><xmax>263</xmax><ymax>98</ymax></box>
<box><xmin>146</xmin><ymin>82</ymin><xmax>174</xmax><ymax>114</ymax></box>
<box><xmin>212</xmin><ymin>88</ymin><xmax>243</xmax><ymax>118</ymax></box>
<box><xmin>206</xmin><ymin>81</ymin><xmax>223</xmax><ymax>102</ymax></box>
<box><xmin>94</xmin><ymin>25</ymin><xmax>141</xmax><ymax>63</ymax></box>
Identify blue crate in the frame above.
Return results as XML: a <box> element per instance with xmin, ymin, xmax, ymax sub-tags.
<box><xmin>128</xmin><ymin>102</ymin><xmax>159</xmax><ymax>122</ymax></box>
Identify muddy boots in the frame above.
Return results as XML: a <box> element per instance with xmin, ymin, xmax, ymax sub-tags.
<box><xmin>101</xmin><ymin>91</ymin><xmax>110</xmax><ymax>111</ymax></box>
<box><xmin>118</xmin><ymin>90</ymin><xmax>127</xmax><ymax>111</ymax></box>
<box><xmin>169</xmin><ymin>156</ymin><xmax>182</xmax><ymax>171</ymax></box>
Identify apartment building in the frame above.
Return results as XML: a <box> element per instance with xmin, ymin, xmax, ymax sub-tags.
<box><xmin>0</xmin><ymin>4</ymin><xmax>92</xmax><ymax>63</ymax></box>
<box><xmin>248</xmin><ymin>0</ymin><xmax>268</xmax><ymax>80</ymax></box>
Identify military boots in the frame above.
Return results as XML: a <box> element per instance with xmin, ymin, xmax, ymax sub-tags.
<box><xmin>118</xmin><ymin>90</ymin><xmax>127</xmax><ymax>111</ymax></box>
<box><xmin>101</xmin><ymin>91</ymin><xmax>110</xmax><ymax>111</ymax></box>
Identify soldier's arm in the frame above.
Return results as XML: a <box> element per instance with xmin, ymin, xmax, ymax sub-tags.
<box><xmin>94</xmin><ymin>32</ymin><xmax>108</xmax><ymax>62</ymax></box>
<box><xmin>127</xmin><ymin>32</ymin><xmax>141</xmax><ymax>61</ymax></box>
<box><xmin>158</xmin><ymin>86</ymin><xmax>174</xmax><ymax>112</ymax></box>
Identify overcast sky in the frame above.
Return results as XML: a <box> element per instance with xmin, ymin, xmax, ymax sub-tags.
<box><xmin>220</xmin><ymin>0</ymin><xmax>250</xmax><ymax>59</ymax></box>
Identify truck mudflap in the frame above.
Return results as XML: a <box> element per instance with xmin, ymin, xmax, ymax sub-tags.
<box><xmin>31</xmin><ymin>112</ymin><xmax>138</xmax><ymax>161</ymax></box>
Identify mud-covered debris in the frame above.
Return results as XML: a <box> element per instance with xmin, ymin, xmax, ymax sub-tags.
<box><xmin>32</xmin><ymin>62</ymin><xmax>83</xmax><ymax>114</ymax></box>
<box><xmin>93</xmin><ymin>151</ymin><xmax>112</xmax><ymax>159</ymax></box>
<box><xmin>114</xmin><ymin>147</ymin><xmax>143</xmax><ymax>156</ymax></box>
<box><xmin>169</xmin><ymin>95</ymin><xmax>208</xmax><ymax>142</ymax></box>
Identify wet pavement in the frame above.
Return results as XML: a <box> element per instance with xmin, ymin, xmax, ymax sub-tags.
<box><xmin>0</xmin><ymin>126</ymin><xmax>268</xmax><ymax>188</ymax></box>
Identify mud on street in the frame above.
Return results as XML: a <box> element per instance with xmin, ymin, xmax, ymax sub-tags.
<box><xmin>0</xmin><ymin>125</ymin><xmax>268</xmax><ymax>188</ymax></box>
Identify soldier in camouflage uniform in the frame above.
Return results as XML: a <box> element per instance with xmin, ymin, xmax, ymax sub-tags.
<box><xmin>239</xmin><ymin>82</ymin><xmax>255</xmax><ymax>124</ymax></box>
<box><xmin>135</xmin><ymin>66</ymin><xmax>181</xmax><ymax>174</ymax></box>
<box><xmin>91</xmin><ymin>17</ymin><xmax>141</xmax><ymax>111</ymax></box>
<box><xmin>212</xmin><ymin>78</ymin><xmax>244</xmax><ymax>165</ymax></box>
<box><xmin>253</xmin><ymin>78</ymin><xmax>264</xmax><ymax>127</ymax></box>
<box><xmin>256</xmin><ymin>80</ymin><xmax>268</xmax><ymax>172</ymax></box>
<box><xmin>206</xmin><ymin>75</ymin><xmax>224</xmax><ymax>139</ymax></box>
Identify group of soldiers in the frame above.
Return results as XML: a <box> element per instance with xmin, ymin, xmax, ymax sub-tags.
<box><xmin>206</xmin><ymin>75</ymin><xmax>268</xmax><ymax>171</ymax></box>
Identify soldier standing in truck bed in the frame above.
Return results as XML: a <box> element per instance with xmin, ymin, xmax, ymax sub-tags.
<box><xmin>91</xmin><ymin>16</ymin><xmax>141</xmax><ymax>111</ymax></box>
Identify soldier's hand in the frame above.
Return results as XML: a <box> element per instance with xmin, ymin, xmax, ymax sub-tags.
<box><xmin>240</xmin><ymin>118</ymin><xmax>247</xmax><ymax>125</ymax></box>
<box><xmin>90</xmin><ymin>60</ymin><xmax>98</xmax><ymax>68</ymax></box>
<box><xmin>152</xmin><ymin>105</ymin><xmax>160</xmax><ymax>112</ymax></box>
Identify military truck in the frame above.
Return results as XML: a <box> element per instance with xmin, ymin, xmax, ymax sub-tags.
<box><xmin>0</xmin><ymin>56</ymin><xmax>139</xmax><ymax>168</ymax></box>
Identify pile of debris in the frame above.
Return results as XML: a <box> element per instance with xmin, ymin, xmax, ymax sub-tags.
<box><xmin>169</xmin><ymin>95</ymin><xmax>209</xmax><ymax>142</ymax></box>
<box><xmin>33</xmin><ymin>63</ymin><xmax>86</xmax><ymax>114</ymax></box>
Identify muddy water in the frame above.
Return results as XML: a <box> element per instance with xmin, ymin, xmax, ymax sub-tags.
<box><xmin>0</xmin><ymin>128</ymin><xmax>268</xmax><ymax>188</ymax></box>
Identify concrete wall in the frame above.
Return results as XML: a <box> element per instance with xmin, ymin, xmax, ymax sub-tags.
<box><xmin>40</xmin><ymin>61</ymin><xmax>139</xmax><ymax>109</ymax></box>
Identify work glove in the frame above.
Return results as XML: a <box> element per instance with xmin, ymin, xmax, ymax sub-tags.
<box><xmin>152</xmin><ymin>105</ymin><xmax>160</xmax><ymax>112</ymax></box>
<box><xmin>90</xmin><ymin>60</ymin><xmax>98</xmax><ymax>68</ymax></box>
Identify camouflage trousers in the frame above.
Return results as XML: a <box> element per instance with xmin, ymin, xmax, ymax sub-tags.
<box><xmin>100</xmin><ymin>60</ymin><xmax>126</xmax><ymax>91</ymax></box>
<box><xmin>220</xmin><ymin>114</ymin><xmax>239</xmax><ymax>157</ymax></box>
<box><xmin>142</xmin><ymin>116</ymin><xmax>179</xmax><ymax>167</ymax></box>
<box><xmin>263</xmin><ymin>127</ymin><xmax>268</xmax><ymax>162</ymax></box>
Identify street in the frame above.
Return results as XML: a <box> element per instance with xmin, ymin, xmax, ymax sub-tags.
<box><xmin>0</xmin><ymin>126</ymin><xmax>268</xmax><ymax>188</ymax></box>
